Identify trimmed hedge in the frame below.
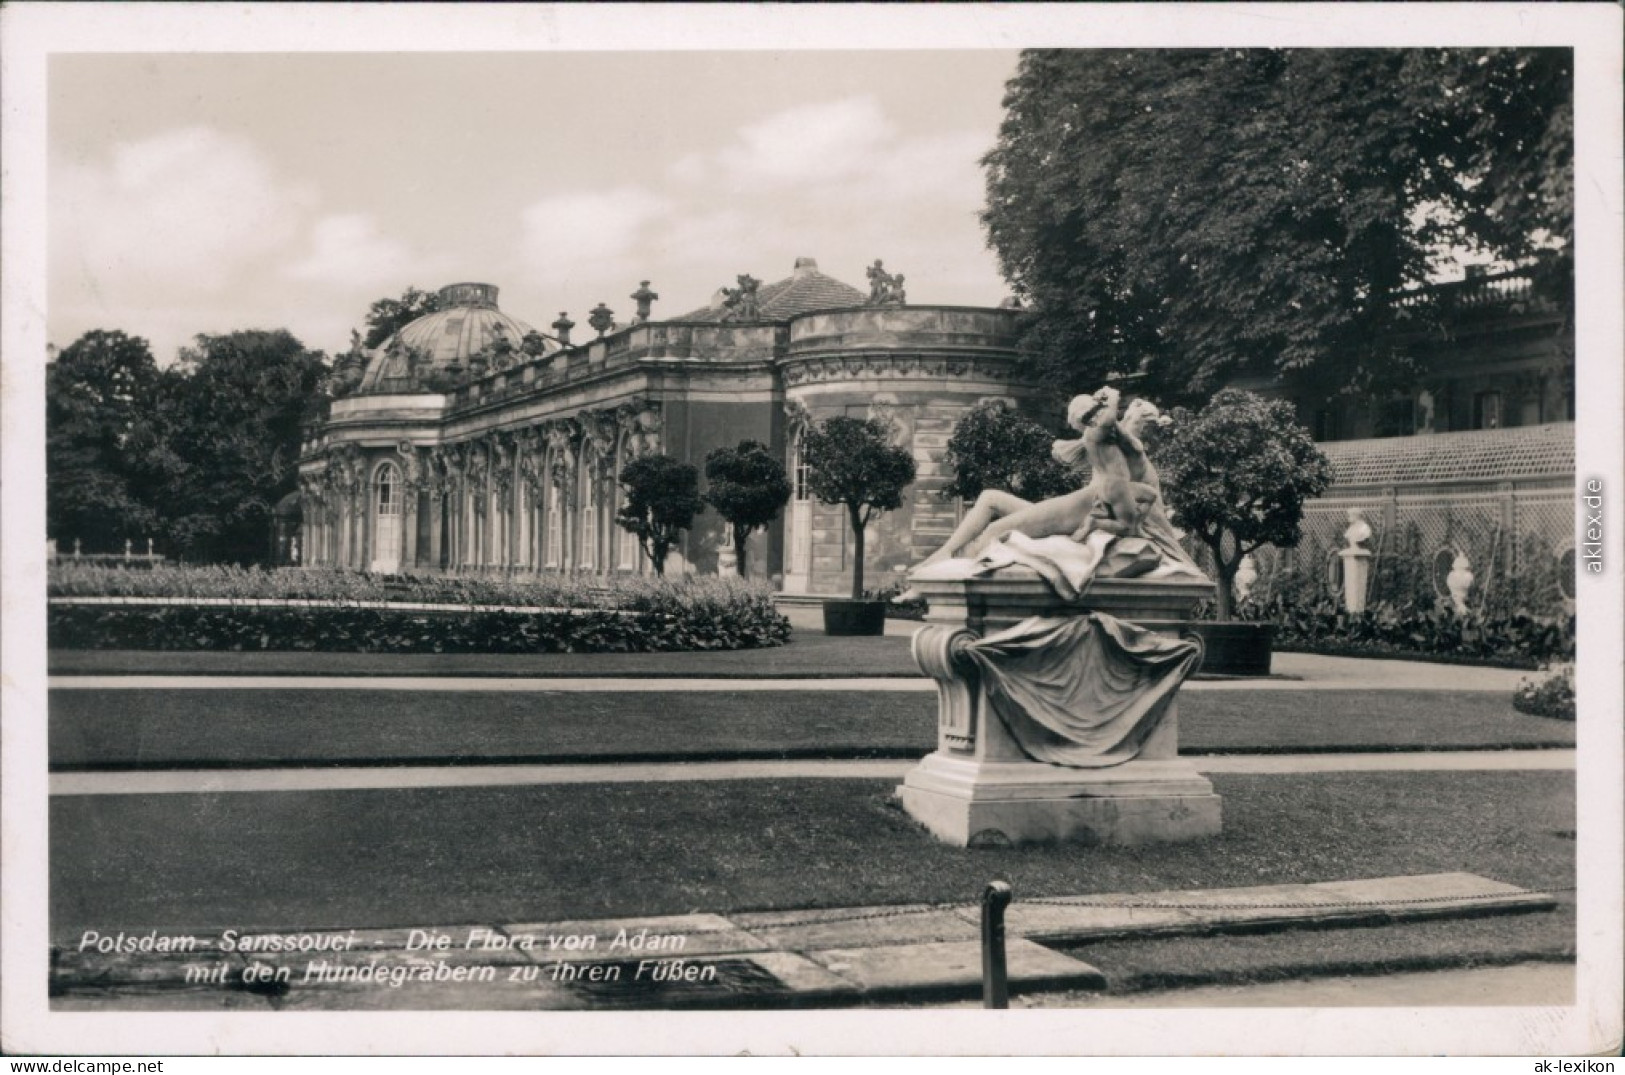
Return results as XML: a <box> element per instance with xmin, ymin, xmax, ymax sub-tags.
<box><xmin>47</xmin><ymin>564</ymin><xmax>791</xmax><ymax>653</ymax></box>
<box><xmin>49</xmin><ymin>603</ymin><xmax>790</xmax><ymax>654</ymax></box>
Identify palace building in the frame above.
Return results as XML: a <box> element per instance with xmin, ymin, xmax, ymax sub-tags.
<box><xmin>296</xmin><ymin>258</ymin><xmax>1575</xmax><ymax>603</ymax></box>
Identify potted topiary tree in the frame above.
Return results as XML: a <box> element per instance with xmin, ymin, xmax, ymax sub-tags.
<box><xmin>1156</xmin><ymin>388</ymin><xmax>1333</xmax><ymax>675</ymax></box>
<box><xmin>940</xmin><ymin>399</ymin><xmax>1078</xmax><ymax>504</ymax></box>
<box><xmin>703</xmin><ymin>439</ymin><xmax>792</xmax><ymax>579</ymax></box>
<box><xmin>615</xmin><ymin>453</ymin><xmax>705</xmax><ymax>576</ymax></box>
<box><xmin>801</xmin><ymin>415</ymin><xmax>917</xmax><ymax>635</ymax></box>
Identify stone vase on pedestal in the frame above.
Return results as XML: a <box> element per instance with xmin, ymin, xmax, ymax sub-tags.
<box><xmin>898</xmin><ymin>571</ymin><xmax>1220</xmax><ymax>848</ymax></box>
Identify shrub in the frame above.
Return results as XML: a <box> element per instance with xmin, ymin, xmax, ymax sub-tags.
<box><xmin>1238</xmin><ymin>591</ymin><xmax>1574</xmax><ymax>669</ymax></box>
<box><xmin>1513</xmin><ymin>663</ymin><xmax>1576</xmax><ymax>721</ymax></box>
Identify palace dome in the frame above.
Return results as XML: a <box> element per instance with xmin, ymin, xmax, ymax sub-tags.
<box><xmin>359</xmin><ymin>282</ymin><xmax>551</xmax><ymax>392</ymax></box>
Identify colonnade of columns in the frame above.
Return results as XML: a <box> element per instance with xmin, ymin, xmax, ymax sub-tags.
<box><xmin>300</xmin><ymin>402</ymin><xmax>661</xmax><ymax>575</ymax></box>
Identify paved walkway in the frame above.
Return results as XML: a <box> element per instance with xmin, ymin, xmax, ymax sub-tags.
<box><xmin>50</xmin><ymin>872</ymin><xmax>1561</xmax><ymax>1011</ymax></box>
<box><xmin>50</xmin><ymin>749</ymin><xmax>1575</xmax><ymax>797</ymax></box>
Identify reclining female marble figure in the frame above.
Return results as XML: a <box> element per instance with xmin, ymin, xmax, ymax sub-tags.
<box><xmin>914</xmin><ymin>387</ymin><xmax>1158</xmax><ymax>570</ymax></box>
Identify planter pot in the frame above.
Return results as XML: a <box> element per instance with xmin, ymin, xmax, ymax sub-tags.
<box><xmin>1188</xmin><ymin>621</ymin><xmax>1274</xmax><ymax>677</ymax></box>
<box><xmin>823</xmin><ymin>599</ymin><xmax>888</xmax><ymax>637</ymax></box>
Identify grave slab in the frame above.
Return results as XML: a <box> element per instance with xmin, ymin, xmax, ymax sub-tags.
<box><xmin>806</xmin><ymin>938</ymin><xmax>1106</xmax><ymax>995</ymax></box>
<box><xmin>728</xmin><ymin>906</ymin><xmax>979</xmax><ymax>952</ymax></box>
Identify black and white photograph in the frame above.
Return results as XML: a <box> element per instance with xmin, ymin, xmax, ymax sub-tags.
<box><xmin>3</xmin><ymin>2</ymin><xmax>1621</xmax><ymax>1059</ymax></box>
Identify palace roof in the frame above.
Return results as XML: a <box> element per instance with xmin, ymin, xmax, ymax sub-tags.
<box><xmin>675</xmin><ymin>258</ymin><xmax>866</xmax><ymax>322</ymax></box>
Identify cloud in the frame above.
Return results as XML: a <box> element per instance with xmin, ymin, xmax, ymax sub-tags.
<box><xmin>501</xmin><ymin>98</ymin><xmax>1006</xmax><ymax>320</ymax></box>
<box><xmin>52</xmin><ymin>125</ymin><xmax>315</xmax><ymax>293</ymax></box>
<box><xmin>283</xmin><ymin>213</ymin><xmax>435</xmax><ymax>287</ymax></box>
<box><xmin>713</xmin><ymin>96</ymin><xmax>895</xmax><ymax>188</ymax></box>
<box><xmin>519</xmin><ymin>186</ymin><xmax>671</xmax><ymax>272</ymax></box>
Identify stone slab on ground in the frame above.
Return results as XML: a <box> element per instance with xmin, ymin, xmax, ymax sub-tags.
<box><xmin>805</xmin><ymin>938</ymin><xmax>1105</xmax><ymax>995</ymax></box>
<box><xmin>729</xmin><ymin>906</ymin><xmax>980</xmax><ymax>951</ymax></box>
<box><xmin>1014</xmin><ymin>873</ymin><xmax>1558</xmax><ymax>939</ymax></box>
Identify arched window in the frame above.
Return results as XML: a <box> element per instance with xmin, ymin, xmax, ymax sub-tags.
<box><xmin>371</xmin><ymin>461</ymin><xmax>404</xmax><ymax>573</ymax></box>
<box><xmin>545</xmin><ymin>463</ymin><xmax>563</xmax><ymax>569</ymax></box>
<box><xmin>792</xmin><ymin>435</ymin><xmax>812</xmax><ymax>503</ymax></box>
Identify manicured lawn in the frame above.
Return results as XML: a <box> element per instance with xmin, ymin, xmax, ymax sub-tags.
<box><xmin>51</xmin><ymin>771</ymin><xmax>1574</xmax><ymax>936</ymax></box>
<box><xmin>46</xmin><ymin>633</ymin><xmax>923</xmax><ymax>679</ymax></box>
<box><xmin>49</xmin><ymin>688</ymin><xmax>1572</xmax><ymax>770</ymax></box>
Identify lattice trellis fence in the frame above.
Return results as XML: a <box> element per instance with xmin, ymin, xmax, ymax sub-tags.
<box><xmin>1189</xmin><ymin>487</ymin><xmax>1575</xmax><ymax>616</ymax></box>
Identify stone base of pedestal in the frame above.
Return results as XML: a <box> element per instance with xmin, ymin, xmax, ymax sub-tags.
<box><xmin>898</xmin><ymin>752</ymin><xmax>1222</xmax><ymax>848</ymax></box>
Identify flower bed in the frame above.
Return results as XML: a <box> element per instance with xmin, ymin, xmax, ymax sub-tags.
<box><xmin>48</xmin><ymin>565</ymin><xmax>790</xmax><ymax>653</ymax></box>
<box><xmin>1238</xmin><ymin>593</ymin><xmax>1574</xmax><ymax>670</ymax></box>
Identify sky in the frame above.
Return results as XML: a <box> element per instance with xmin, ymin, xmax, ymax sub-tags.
<box><xmin>48</xmin><ymin>50</ymin><xmax>1021</xmax><ymax>364</ymax></box>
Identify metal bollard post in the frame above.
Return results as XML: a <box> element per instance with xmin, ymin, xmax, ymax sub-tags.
<box><xmin>981</xmin><ymin>880</ymin><xmax>1013</xmax><ymax>1009</ymax></box>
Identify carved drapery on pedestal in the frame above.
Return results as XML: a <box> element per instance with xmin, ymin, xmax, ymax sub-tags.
<box><xmin>899</xmin><ymin>573</ymin><xmax>1220</xmax><ymax>849</ymax></box>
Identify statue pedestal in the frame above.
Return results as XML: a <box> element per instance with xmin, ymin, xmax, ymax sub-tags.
<box><xmin>1339</xmin><ymin>547</ymin><xmax>1372</xmax><ymax>614</ymax></box>
<box><xmin>898</xmin><ymin>570</ymin><xmax>1222</xmax><ymax>848</ymax></box>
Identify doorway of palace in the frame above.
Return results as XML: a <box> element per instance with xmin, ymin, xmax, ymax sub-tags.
<box><xmin>371</xmin><ymin>460</ymin><xmax>403</xmax><ymax>573</ymax></box>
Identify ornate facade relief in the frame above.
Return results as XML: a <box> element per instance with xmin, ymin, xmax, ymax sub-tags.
<box><xmin>782</xmin><ymin>399</ymin><xmax>812</xmax><ymax>439</ymax></box>
<box><xmin>614</xmin><ymin>399</ymin><xmax>663</xmax><ymax>457</ymax></box>
<box><xmin>489</xmin><ymin>432</ymin><xmax>515</xmax><ymax>499</ymax></box>
<box><xmin>518</xmin><ymin>427</ymin><xmax>550</xmax><ymax>500</ymax></box>
<box><xmin>543</xmin><ymin>419</ymin><xmax>581</xmax><ymax>499</ymax></box>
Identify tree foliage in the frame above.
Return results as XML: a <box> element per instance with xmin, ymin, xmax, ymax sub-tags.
<box><xmin>362</xmin><ymin>286</ymin><xmax>443</xmax><ymax>349</ymax></box>
<box><xmin>1155</xmin><ymin>389</ymin><xmax>1333</xmax><ymax>619</ymax></box>
<box><xmin>162</xmin><ymin>330</ymin><xmax>330</xmax><ymax>563</ymax></box>
<box><xmin>941</xmin><ymin>400</ymin><xmax>1076</xmax><ymax>503</ymax></box>
<box><xmin>46</xmin><ymin>330</ymin><xmax>166</xmax><ymax>549</ymax></box>
<box><xmin>616</xmin><ymin>454</ymin><xmax>706</xmax><ymax>576</ymax></box>
<box><xmin>801</xmin><ymin>416</ymin><xmax>917</xmax><ymax>598</ymax></box>
<box><xmin>703</xmin><ymin>440</ymin><xmax>792</xmax><ymax>577</ymax></box>
<box><xmin>982</xmin><ymin>49</ymin><xmax>1573</xmax><ymax>404</ymax></box>
<box><xmin>48</xmin><ymin>327</ymin><xmax>329</xmax><ymax>564</ymax></box>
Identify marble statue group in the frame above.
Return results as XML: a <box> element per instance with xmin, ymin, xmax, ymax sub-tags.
<box><xmin>897</xmin><ymin>387</ymin><xmax>1223</xmax><ymax>848</ymax></box>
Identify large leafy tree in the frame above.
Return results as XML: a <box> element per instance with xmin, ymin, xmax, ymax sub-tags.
<box><xmin>703</xmin><ymin>440</ymin><xmax>792</xmax><ymax>577</ymax></box>
<box><xmin>362</xmin><ymin>286</ymin><xmax>443</xmax><ymax>349</ymax></box>
<box><xmin>1155</xmin><ymin>389</ymin><xmax>1333</xmax><ymax>620</ymax></box>
<box><xmin>46</xmin><ymin>330</ymin><xmax>167</xmax><ymax>550</ymax></box>
<box><xmin>940</xmin><ymin>400</ymin><xmax>1076</xmax><ymax>503</ymax></box>
<box><xmin>162</xmin><ymin>330</ymin><xmax>329</xmax><ymax>563</ymax></box>
<box><xmin>616</xmin><ymin>454</ymin><xmax>705</xmax><ymax>576</ymax></box>
<box><xmin>982</xmin><ymin>49</ymin><xmax>1573</xmax><ymax>404</ymax></box>
<box><xmin>801</xmin><ymin>416</ymin><xmax>917</xmax><ymax>599</ymax></box>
